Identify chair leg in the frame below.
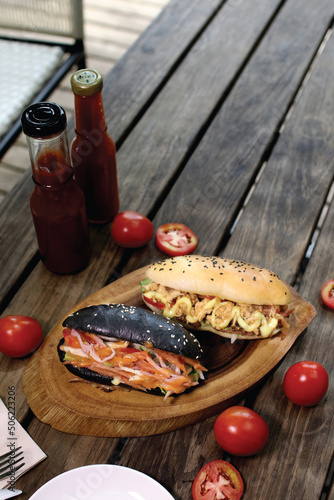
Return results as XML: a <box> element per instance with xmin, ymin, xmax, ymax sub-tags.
<box><xmin>78</xmin><ymin>53</ymin><xmax>86</xmax><ymax>69</ymax></box>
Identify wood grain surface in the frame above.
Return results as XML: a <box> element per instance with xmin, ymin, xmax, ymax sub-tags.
<box><xmin>22</xmin><ymin>266</ymin><xmax>316</xmax><ymax>437</ymax></box>
<box><xmin>1</xmin><ymin>0</ymin><xmax>333</xmax><ymax>498</ymax></box>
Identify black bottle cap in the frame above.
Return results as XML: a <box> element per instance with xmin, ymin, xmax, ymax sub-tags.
<box><xmin>21</xmin><ymin>102</ymin><xmax>67</xmax><ymax>137</ymax></box>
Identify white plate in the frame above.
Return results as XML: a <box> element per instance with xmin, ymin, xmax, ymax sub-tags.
<box><xmin>29</xmin><ymin>464</ymin><xmax>174</xmax><ymax>500</ymax></box>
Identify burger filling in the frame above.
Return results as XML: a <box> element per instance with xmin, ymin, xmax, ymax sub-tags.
<box><xmin>141</xmin><ymin>280</ymin><xmax>292</xmax><ymax>339</ymax></box>
<box><xmin>60</xmin><ymin>328</ymin><xmax>206</xmax><ymax>398</ymax></box>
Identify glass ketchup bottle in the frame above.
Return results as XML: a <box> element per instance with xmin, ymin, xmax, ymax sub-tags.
<box><xmin>70</xmin><ymin>69</ymin><xmax>119</xmax><ymax>223</ymax></box>
<box><xmin>21</xmin><ymin>102</ymin><xmax>91</xmax><ymax>274</ymax></box>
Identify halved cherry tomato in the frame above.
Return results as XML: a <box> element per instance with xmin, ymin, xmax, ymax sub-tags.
<box><xmin>321</xmin><ymin>280</ymin><xmax>334</xmax><ymax>309</ymax></box>
<box><xmin>192</xmin><ymin>460</ymin><xmax>243</xmax><ymax>500</ymax></box>
<box><xmin>0</xmin><ymin>315</ymin><xmax>43</xmax><ymax>358</ymax></box>
<box><xmin>214</xmin><ymin>406</ymin><xmax>269</xmax><ymax>456</ymax></box>
<box><xmin>283</xmin><ymin>361</ymin><xmax>329</xmax><ymax>406</ymax></box>
<box><xmin>142</xmin><ymin>295</ymin><xmax>165</xmax><ymax>309</ymax></box>
<box><xmin>111</xmin><ymin>211</ymin><xmax>154</xmax><ymax>248</ymax></box>
<box><xmin>156</xmin><ymin>223</ymin><xmax>198</xmax><ymax>256</ymax></box>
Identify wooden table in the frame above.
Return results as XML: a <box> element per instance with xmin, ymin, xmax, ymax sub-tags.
<box><xmin>0</xmin><ymin>0</ymin><xmax>333</xmax><ymax>498</ymax></box>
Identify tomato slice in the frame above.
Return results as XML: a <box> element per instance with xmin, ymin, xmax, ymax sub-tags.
<box><xmin>321</xmin><ymin>280</ymin><xmax>334</xmax><ymax>309</ymax></box>
<box><xmin>119</xmin><ymin>347</ymin><xmax>138</xmax><ymax>354</ymax></box>
<box><xmin>192</xmin><ymin>460</ymin><xmax>243</xmax><ymax>500</ymax></box>
<box><xmin>156</xmin><ymin>223</ymin><xmax>198</xmax><ymax>256</ymax></box>
<box><xmin>63</xmin><ymin>328</ymin><xmax>81</xmax><ymax>348</ymax></box>
<box><xmin>143</xmin><ymin>295</ymin><xmax>165</xmax><ymax>309</ymax></box>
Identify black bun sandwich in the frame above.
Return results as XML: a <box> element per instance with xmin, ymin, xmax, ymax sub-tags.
<box><xmin>58</xmin><ymin>303</ymin><xmax>206</xmax><ymax>397</ymax></box>
<box><xmin>141</xmin><ymin>255</ymin><xmax>294</xmax><ymax>341</ymax></box>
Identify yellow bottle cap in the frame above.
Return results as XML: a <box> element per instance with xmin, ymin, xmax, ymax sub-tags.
<box><xmin>71</xmin><ymin>69</ymin><xmax>103</xmax><ymax>96</ymax></box>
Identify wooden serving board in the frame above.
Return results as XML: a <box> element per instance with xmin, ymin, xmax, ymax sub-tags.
<box><xmin>22</xmin><ymin>266</ymin><xmax>316</xmax><ymax>437</ymax></box>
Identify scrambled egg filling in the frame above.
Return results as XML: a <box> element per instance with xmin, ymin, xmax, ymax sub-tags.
<box><xmin>143</xmin><ymin>283</ymin><xmax>290</xmax><ymax>338</ymax></box>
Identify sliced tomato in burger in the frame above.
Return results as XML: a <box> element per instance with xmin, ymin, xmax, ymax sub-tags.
<box><xmin>156</xmin><ymin>223</ymin><xmax>198</xmax><ymax>256</ymax></box>
<box><xmin>321</xmin><ymin>279</ymin><xmax>334</xmax><ymax>309</ymax></box>
<box><xmin>143</xmin><ymin>295</ymin><xmax>165</xmax><ymax>310</ymax></box>
<box><xmin>192</xmin><ymin>460</ymin><xmax>244</xmax><ymax>500</ymax></box>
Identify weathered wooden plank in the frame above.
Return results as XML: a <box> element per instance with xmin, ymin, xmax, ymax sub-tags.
<box><xmin>219</xmin><ymin>29</ymin><xmax>334</xmax><ymax>500</ymax></box>
<box><xmin>234</xmin><ymin>207</ymin><xmax>334</xmax><ymax>498</ymax></box>
<box><xmin>112</xmin><ymin>0</ymin><xmax>286</xmax><ymax>213</ymax></box>
<box><xmin>114</xmin><ymin>4</ymin><xmax>334</xmax><ymax>500</ymax></box>
<box><xmin>16</xmin><ymin>420</ymin><xmax>121</xmax><ymax>499</ymax></box>
<box><xmin>122</xmin><ymin>0</ymin><xmax>333</xmax><ymax>276</ymax></box>
<box><xmin>119</xmin><ymin>183</ymin><xmax>334</xmax><ymax>500</ymax></box>
<box><xmin>0</xmin><ymin>0</ymin><xmax>224</xmax><ymax>308</ymax></box>
<box><xmin>222</xmin><ymin>27</ymin><xmax>334</xmax><ymax>281</ymax></box>
<box><xmin>0</xmin><ymin>165</ymin><xmax>24</xmax><ymax>192</ymax></box>
<box><xmin>0</xmin><ymin>143</ymin><xmax>30</xmax><ymax>173</ymax></box>
<box><xmin>85</xmin><ymin>0</ymin><xmax>225</xmax><ymax>143</ymax></box>
<box><xmin>328</xmin><ymin>461</ymin><xmax>334</xmax><ymax>499</ymax></box>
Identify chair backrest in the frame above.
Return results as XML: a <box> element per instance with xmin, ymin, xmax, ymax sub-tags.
<box><xmin>0</xmin><ymin>0</ymin><xmax>83</xmax><ymax>40</ymax></box>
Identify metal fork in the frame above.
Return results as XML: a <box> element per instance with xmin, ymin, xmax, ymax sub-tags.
<box><xmin>0</xmin><ymin>447</ymin><xmax>25</xmax><ymax>480</ymax></box>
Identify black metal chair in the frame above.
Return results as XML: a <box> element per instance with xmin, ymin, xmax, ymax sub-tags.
<box><xmin>0</xmin><ymin>0</ymin><xmax>86</xmax><ymax>159</ymax></box>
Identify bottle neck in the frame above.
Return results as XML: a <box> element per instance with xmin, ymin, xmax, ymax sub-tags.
<box><xmin>74</xmin><ymin>91</ymin><xmax>107</xmax><ymax>138</ymax></box>
<box><xmin>27</xmin><ymin>130</ymin><xmax>73</xmax><ymax>187</ymax></box>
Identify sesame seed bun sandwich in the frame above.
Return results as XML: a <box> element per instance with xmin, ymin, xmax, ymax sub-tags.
<box><xmin>57</xmin><ymin>303</ymin><xmax>206</xmax><ymax>398</ymax></box>
<box><xmin>140</xmin><ymin>255</ymin><xmax>295</xmax><ymax>341</ymax></box>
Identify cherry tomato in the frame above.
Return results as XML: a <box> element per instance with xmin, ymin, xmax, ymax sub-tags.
<box><xmin>0</xmin><ymin>315</ymin><xmax>43</xmax><ymax>358</ymax></box>
<box><xmin>192</xmin><ymin>460</ymin><xmax>243</xmax><ymax>500</ymax></box>
<box><xmin>283</xmin><ymin>361</ymin><xmax>329</xmax><ymax>407</ymax></box>
<box><xmin>321</xmin><ymin>280</ymin><xmax>334</xmax><ymax>309</ymax></box>
<box><xmin>155</xmin><ymin>223</ymin><xmax>198</xmax><ymax>256</ymax></box>
<box><xmin>214</xmin><ymin>406</ymin><xmax>269</xmax><ymax>456</ymax></box>
<box><xmin>111</xmin><ymin>211</ymin><xmax>154</xmax><ymax>248</ymax></box>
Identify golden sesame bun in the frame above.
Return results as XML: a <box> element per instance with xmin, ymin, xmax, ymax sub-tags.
<box><xmin>146</xmin><ymin>255</ymin><xmax>291</xmax><ymax>305</ymax></box>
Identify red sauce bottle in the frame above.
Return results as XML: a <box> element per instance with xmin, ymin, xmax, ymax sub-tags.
<box><xmin>21</xmin><ymin>102</ymin><xmax>91</xmax><ymax>274</ymax></box>
<box><xmin>70</xmin><ymin>69</ymin><xmax>119</xmax><ymax>223</ymax></box>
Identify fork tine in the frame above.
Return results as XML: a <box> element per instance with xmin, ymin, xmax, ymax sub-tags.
<box><xmin>0</xmin><ymin>461</ymin><xmax>25</xmax><ymax>480</ymax></box>
<box><xmin>0</xmin><ymin>452</ymin><xmax>24</xmax><ymax>475</ymax></box>
<box><xmin>0</xmin><ymin>447</ymin><xmax>22</xmax><ymax>462</ymax></box>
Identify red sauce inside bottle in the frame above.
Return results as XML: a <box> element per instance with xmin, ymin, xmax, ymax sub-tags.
<box><xmin>30</xmin><ymin>149</ymin><xmax>91</xmax><ymax>274</ymax></box>
<box><xmin>71</xmin><ymin>91</ymin><xmax>119</xmax><ymax>224</ymax></box>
